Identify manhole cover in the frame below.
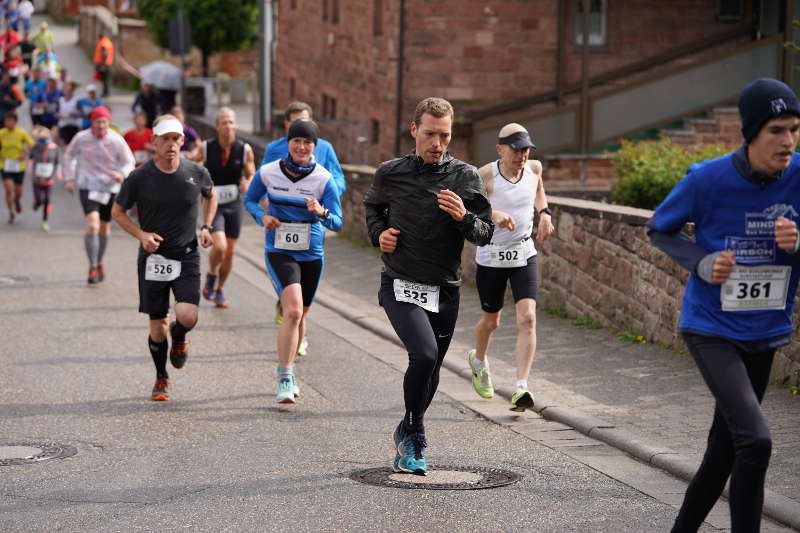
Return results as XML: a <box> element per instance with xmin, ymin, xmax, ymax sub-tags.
<box><xmin>350</xmin><ymin>466</ymin><xmax>522</xmax><ymax>490</ymax></box>
<box><xmin>0</xmin><ymin>442</ymin><xmax>77</xmax><ymax>466</ymax></box>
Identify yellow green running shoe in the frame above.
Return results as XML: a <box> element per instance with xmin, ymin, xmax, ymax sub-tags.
<box><xmin>297</xmin><ymin>335</ymin><xmax>308</xmax><ymax>357</ymax></box>
<box><xmin>510</xmin><ymin>388</ymin><xmax>535</xmax><ymax>412</ymax></box>
<box><xmin>467</xmin><ymin>349</ymin><xmax>494</xmax><ymax>398</ymax></box>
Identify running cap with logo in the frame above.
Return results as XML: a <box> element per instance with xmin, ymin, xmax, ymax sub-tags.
<box><xmin>153</xmin><ymin>118</ymin><xmax>184</xmax><ymax>136</ymax></box>
<box><xmin>287</xmin><ymin>119</ymin><xmax>318</xmax><ymax>145</ymax></box>
<box><xmin>738</xmin><ymin>78</ymin><xmax>800</xmax><ymax>144</ymax></box>
<box><xmin>497</xmin><ymin>123</ymin><xmax>536</xmax><ymax>150</ymax></box>
<box><xmin>90</xmin><ymin>106</ymin><xmax>111</xmax><ymax>122</ymax></box>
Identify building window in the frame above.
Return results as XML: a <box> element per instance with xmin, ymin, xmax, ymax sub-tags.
<box><xmin>322</xmin><ymin>94</ymin><xmax>337</xmax><ymax>119</ymax></box>
<box><xmin>373</xmin><ymin>0</ymin><xmax>383</xmax><ymax>36</ymax></box>
<box><xmin>371</xmin><ymin>119</ymin><xmax>380</xmax><ymax>145</ymax></box>
<box><xmin>289</xmin><ymin>78</ymin><xmax>296</xmax><ymax>98</ymax></box>
<box><xmin>574</xmin><ymin>0</ymin><xmax>607</xmax><ymax>46</ymax></box>
<box><xmin>717</xmin><ymin>0</ymin><xmax>744</xmax><ymax>20</ymax></box>
<box><xmin>331</xmin><ymin>0</ymin><xmax>339</xmax><ymax>24</ymax></box>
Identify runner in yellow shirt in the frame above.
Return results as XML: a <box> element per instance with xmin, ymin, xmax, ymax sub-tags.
<box><xmin>0</xmin><ymin>111</ymin><xmax>34</xmax><ymax>224</ymax></box>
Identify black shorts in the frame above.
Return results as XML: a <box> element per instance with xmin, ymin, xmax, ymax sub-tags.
<box><xmin>79</xmin><ymin>189</ymin><xmax>117</xmax><ymax>222</ymax></box>
<box><xmin>137</xmin><ymin>248</ymin><xmax>201</xmax><ymax>319</ymax></box>
<box><xmin>3</xmin><ymin>171</ymin><xmax>24</xmax><ymax>185</ymax></box>
<box><xmin>211</xmin><ymin>200</ymin><xmax>243</xmax><ymax>239</ymax></box>
<box><xmin>266</xmin><ymin>252</ymin><xmax>323</xmax><ymax>307</ymax></box>
<box><xmin>475</xmin><ymin>255</ymin><xmax>539</xmax><ymax>313</ymax></box>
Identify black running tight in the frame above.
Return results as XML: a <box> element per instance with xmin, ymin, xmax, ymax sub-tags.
<box><xmin>671</xmin><ymin>333</ymin><xmax>775</xmax><ymax>533</ymax></box>
<box><xmin>379</xmin><ymin>273</ymin><xmax>460</xmax><ymax>435</ymax></box>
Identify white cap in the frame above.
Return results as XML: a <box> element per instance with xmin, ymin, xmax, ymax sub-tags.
<box><xmin>153</xmin><ymin>118</ymin><xmax>184</xmax><ymax>136</ymax></box>
<box><xmin>86</xmin><ymin>84</ymin><xmax>98</xmax><ymax>93</ymax></box>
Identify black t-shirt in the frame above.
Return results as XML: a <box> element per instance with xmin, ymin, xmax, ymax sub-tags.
<box><xmin>116</xmin><ymin>159</ymin><xmax>213</xmax><ymax>258</ymax></box>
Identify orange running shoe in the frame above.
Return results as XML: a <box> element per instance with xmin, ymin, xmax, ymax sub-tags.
<box><xmin>151</xmin><ymin>377</ymin><xmax>171</xmax><ymax>401</ymax></box>
<box><xmin>97</xmin><ymin>264</ymin><xmax>105</xmax><ymax>282</ymax></box>
<box><xmin>169</xmin><ymin>322</ymin><xmax>189</xmax><ymax>369</ymax></box>
<box><xmin>87</xmin><ymin>266</ymin><xmax>99</xmax><ymax>285</ymax></box>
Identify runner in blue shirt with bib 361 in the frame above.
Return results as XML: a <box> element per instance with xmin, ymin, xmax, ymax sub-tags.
<box><xmin>245</xmin><ymin>119</ymin><xmax>342</xmax><ymax>404</ymax></box>
<box><xmin>647</xmin><ymin>77</ymin><xmax>800</xmax><ymax>533</ymax></box>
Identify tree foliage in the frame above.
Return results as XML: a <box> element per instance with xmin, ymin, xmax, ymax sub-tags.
<box><xmin>137</xmin><ymin>0</ymin><xmax>258</xmax><ymax>75</ymax></box>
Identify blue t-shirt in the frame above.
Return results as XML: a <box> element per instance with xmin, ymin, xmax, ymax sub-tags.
<box><xmin>651</xmin><ymin>152</ymin><xmax>800</xmax><ymax>340</ymax></box>
<box><xmin>261</xmin><ymin>136</ymin><xmax>345</xmax><ymax>194</ymax></box>
<box><xmin>244</xmin><ymin>159</ymin><xmax>342</xmax><ymax>262</ymax></box>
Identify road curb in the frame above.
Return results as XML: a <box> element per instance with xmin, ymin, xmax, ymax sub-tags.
<box><xmin>232</xmin><ymin>244</ymin><xmax>800</xmax><ymax>531</ymax></box>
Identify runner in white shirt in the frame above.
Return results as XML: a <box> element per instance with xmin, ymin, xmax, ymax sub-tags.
<box><xmin>467</xmin><ymin>123</ymin><xmax>555</xmax><ymax>411</ymax></box>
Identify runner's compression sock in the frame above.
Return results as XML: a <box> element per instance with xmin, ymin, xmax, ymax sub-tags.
<box><xmin>277</xmin><ymin>365</ymin><xmax>294</xmax><ymax>379</ymax></box>
<box><xmin>171</xmin><ymin>321</ymin><xmax>191</xmax><ymax>344</ymax></box>
<box><xmin>84</xmin><ymin>233</ymin><xmax>99</xmax><ymax>267</ymax></box>
<box><xmin>97</xmin><ymin>234</ymin><xmax>109</xmax><ymax>263</ymax></box>
<box><xmin>148</xmin><ymin>337</ymin><xmax>169</xmax><ymax>378</ymax></box>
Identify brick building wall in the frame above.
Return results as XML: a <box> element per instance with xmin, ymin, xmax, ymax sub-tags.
<box><xmin>274</xmin><ymin>1</ymin><xmax>753</xmax><ymax>167</ymax></box>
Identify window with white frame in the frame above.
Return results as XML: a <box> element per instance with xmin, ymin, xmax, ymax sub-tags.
<box><xmin>574</xmin><ymin>0</ymin><xmax>607</xmax><ymax>46</ymax></box>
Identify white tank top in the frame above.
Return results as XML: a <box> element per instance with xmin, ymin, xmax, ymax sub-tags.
<box><xmin>475</xmin><ymin>160</ymin><xmax>538</xmax><ymax>267</ymax></box>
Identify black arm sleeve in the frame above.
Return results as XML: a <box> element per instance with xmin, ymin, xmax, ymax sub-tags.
<box><xmin>364</xmin><ymin>167</ymin><xmax>389</xmax><ymax>247</ymax></box>
<box><xmin>645</xmin><ymin>217</ymin><xmax>707</xmax><ymax>273</ymax></box>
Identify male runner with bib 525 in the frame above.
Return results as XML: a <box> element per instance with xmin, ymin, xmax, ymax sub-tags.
<box><xmin>198</xmin><ymin>107</ymin><xmax>256</xmax><ymax>309</ymax></box>
<box><xmin>364</xmin><ymin>97</ymin><xmax>493</xmax><ymax>475</ymax></box>
<box><xmin>467</xmin><ymin>123</ymin><xmax>554</xmax><ymax>412</ymax></box>
<box><xmin>112</xmin><ymin>114</ymin><xmax>217</xmax><ymax>402</ymax></box>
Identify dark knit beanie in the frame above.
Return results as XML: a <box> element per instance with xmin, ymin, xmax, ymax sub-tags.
<box><xmin>738</xmin><ymin>78</ymin><xmax>800</xmax><ymax>144</ymax></box>
<box><xmin>287</xmin><ymin>119</ymin><xmax>318</xmax><ymax>145</ymax></box>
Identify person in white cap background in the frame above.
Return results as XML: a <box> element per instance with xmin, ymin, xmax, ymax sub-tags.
<box><xmin>64</xmin><ymin>105</ymin><xmax>135</xmax><ymax>285</ymax></box>
<box><xmin>112</xmin><ymin>114</ymin><xmax>217</xmax><ymax>402</ymax></box>
<box><xmin>648</xmin><ymin>77</ymin><xmax>800</xmax><ymax>532</ymax></box>
<box><xmin>467</xmin><ymin>122</ymin><xmax>554</xmax><ymax>412</ymax></box>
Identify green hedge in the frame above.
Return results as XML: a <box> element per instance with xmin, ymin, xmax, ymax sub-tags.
<box><xmin>610</xmin><ymin>137</ymin><xmax>730</xmax><ymax>210</ymax></box>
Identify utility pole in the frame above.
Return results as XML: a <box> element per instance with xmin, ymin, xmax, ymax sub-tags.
<box><xmin>259</xmin><ymin>1</ymin><xmax>274</xmax><ymax>136</ymax></box>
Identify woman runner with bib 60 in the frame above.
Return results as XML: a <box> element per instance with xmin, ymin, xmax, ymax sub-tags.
<box><xmin>244</xmin><ymin>119</ymin><xmax>342</xmax><ymax>404</ymax></box>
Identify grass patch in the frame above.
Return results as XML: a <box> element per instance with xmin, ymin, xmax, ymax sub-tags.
<box><xmin>544</xmin><ymin>306</ymin><xmax>568</xmax><ymax>319</ymax></box>
<box><xmin>573</xmin><ymin>315</ymin><xmax>602</xmax><ymax>329</ymax></box>
<box><xmin>616</xmin><ymin>330</ymin><xmax>647</xmax><ymax>344</ymax></box>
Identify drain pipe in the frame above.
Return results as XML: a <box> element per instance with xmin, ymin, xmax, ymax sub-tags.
<box><xmin>393</xmin><ymin>0</ymin><xmax>407</xmax><ymax>156</ymax></box>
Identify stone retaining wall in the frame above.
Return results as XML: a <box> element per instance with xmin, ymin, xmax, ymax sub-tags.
<box><xmin>186</xmin><ymin>117</ymin><xmax>799</xmax><ymax>382</ymax></box>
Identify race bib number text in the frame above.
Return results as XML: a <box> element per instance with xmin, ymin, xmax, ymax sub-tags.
<box><xmin>35</xmin><ymin>163</ymin><xmax>54</xmax><ymax>179</ymax></box>
<box><xmin>215</xmin><ymin>184</ymin><xmax>239</xmax><ymax>205</ymax></box>
<box><xmin>145</xmin><ymin>254</ymin><xmax>181</xmax><ymax>282</ymax></box>
<box><xmin>3</xmin><ymin>159</ymin><xmax>20</xmax><ymax>172</ymax></box>
<box><xmin>393</xmin><ymin>278</ymin><xmax>440</xmax><ymax>313</ymax></box>
<box><xmin>485</xmin><ymin>239</ymin><xmax>531</xmax><ymax>268</ymax></box>
<box><xmin>274</xmin><ymin>222</ymin><xmax>311</xmax><ymax>251</ymax></box>
<box><xmin>88</xmin><ymin>190</ymin><xmax>111</xmax><ymax>205</ymax></box>
<box><xmin>721</xmin><ymin>265</ymin><xmax>790</xmax><ymax>312</ymax></box>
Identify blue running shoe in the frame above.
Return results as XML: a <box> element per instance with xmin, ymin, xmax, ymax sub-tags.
<box><xmin>392</xmin><ymin>422</ymin><xmax>405</xmax><ymax>471</ymax></box>
<box><xmin>394</xmin><ymin>433</ymin><xmax>428</xmax><ymax>475</ymax></box>
<box><xmin>275</xmin><ymin>377</ymin><xmax>295</xmax><ymax>404</ymax></box>
<box><xmin>202</xmin><ymin>274</ymin><xmax>216</xmax><ymax>301</ymax></box>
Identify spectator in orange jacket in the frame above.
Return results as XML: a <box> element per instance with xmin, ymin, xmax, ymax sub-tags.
<box><xmin>93</xmin><ymin>33</ymin><xmax>114</xmax><ymax>98</ymax></box>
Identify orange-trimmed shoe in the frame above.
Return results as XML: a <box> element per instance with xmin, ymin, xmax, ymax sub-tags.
<box><xmin>151</xmin><ymin>377</ymin><xmax>171</xmax><ymax>401</ymax></box>
<box><xmin>97</xmin><ymin>263</ymin><xmax>105</xmax><ymax>282</ymax></box>
<box><xmin>169</xmin><ymin>322</ymin><xmax>189</xmax><ymax>369</ymax></box>
<box><xmin>214</xmin><ymin>289</ymin><xmax>229</xmax><ymax>309</ymax></box>
<box><xmin>87</xmin><ymin>266</ymin><xmax>99</xmax><ymax>285</ymax></box>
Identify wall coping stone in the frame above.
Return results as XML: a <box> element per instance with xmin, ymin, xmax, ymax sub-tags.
<box><xmin>548</xmin><ymin>195</ymin><xmax>653</xmax><ymax>226</ymax></box>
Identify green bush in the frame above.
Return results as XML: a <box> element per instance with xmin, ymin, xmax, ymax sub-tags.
<box><xmin>610</xmin><ymin>137</ymin><xmax>730</xmax><ymax>210</ymax></box>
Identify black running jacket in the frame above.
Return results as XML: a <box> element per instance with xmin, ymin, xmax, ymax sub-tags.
<box><xmin>364</xmin><ymin>152</ymin><xmax>494</xmax><ymax>286</ymax></box>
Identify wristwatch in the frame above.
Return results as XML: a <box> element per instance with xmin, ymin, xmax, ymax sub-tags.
<box><xmin>320</xmin><ymin>208</ymin><xmax>330</xmax><ymax>220</ymax></box>
<box><xmin>539</xmin><ymin>207</ymin><xmax>553</xmax><ymax>216</ymax></box>
<box><xmin>201</xmin><ymin>224</ymin><xmax>213</xmax><ymax>232</ymax></box>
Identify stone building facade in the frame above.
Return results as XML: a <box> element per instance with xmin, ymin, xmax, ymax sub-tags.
<box><xmin>274</xmin><ymin>0</ymin><xmax>757</xmax><ymax>166</ymax></box>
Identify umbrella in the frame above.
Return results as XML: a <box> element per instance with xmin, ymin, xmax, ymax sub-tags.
<box><xmin>139</xmin><ymin>61</ymin><xmax>182</xmax><ymax>91</ymax></box>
